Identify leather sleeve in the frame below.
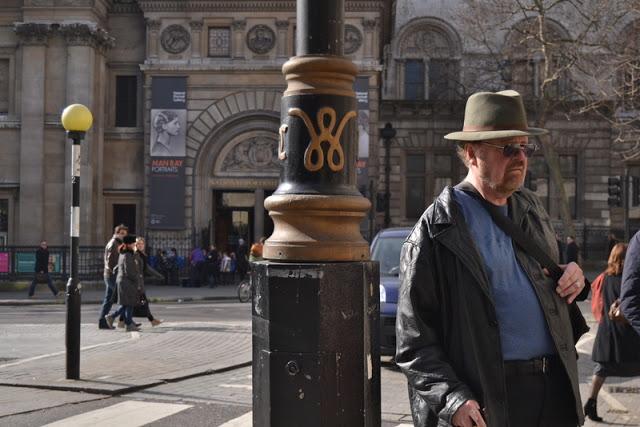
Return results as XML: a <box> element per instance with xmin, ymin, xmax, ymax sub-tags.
<box><xmin>395</xmin><ymin>239</ymin><xmax>475</xmax><ymax>424</ymax></box>
<box><xmin>621</xmin><ymin>232</ymin><xmax>640</xmax><ymax>337</ymax></box>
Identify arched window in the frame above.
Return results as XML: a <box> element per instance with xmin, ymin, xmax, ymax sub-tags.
<box><xmin>503</xmin><ymin>18</ymin><xmax>570</xmax><ymax>99</ymax></box>
<box><xmin>394</xmin><ymin>18</ymin><xmax>462</xmax><ymax>101</ymax></box>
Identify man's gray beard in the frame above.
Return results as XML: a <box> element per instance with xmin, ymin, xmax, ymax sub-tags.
<box><xmin>479</xmin><ymin>169</ymin><xmax>523</xmax><ymax>199</ymax></box>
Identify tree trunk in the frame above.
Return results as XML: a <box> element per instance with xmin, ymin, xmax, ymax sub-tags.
<box><xmin>538</xmin><ymin>132</ymin><xmax>576</xmax><ymax>239</ymax></box>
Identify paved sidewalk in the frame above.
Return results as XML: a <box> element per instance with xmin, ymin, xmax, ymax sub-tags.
<box><xmin>0</xmin><ymin>321</ymin><xmax>252</xmax><ymax>395</ymax></box>
<box><xmin>0</xmin><ymin>284</ymin><xmax>239</xmax><ymax>305</ymax></box>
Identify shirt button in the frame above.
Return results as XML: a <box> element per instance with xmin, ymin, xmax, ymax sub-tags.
<box><xmin>489</xmin><ymin>319</ymin><xmax>498</xmax><ymax>327</ymax></box>
<box><xmin>549</xmin><ymin>307</ymin><xmax>559</xmax><ymax>315</ymax></box>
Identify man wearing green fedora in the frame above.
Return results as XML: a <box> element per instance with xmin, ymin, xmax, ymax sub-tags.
<box><xmin>396</xmin><ymin>90</ymin><xmax>587</xmax><ymax>427</ymax></box>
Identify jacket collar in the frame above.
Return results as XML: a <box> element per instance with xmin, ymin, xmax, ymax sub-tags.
<box><xmin>429</xmin><ymin>183</ymin><xmax>534</xmax><ymax>232</ymax></box>
<box><xmin>425</xmin><ymin>184</ymin><xmax>535</xmax><ymax>301</ymax></box>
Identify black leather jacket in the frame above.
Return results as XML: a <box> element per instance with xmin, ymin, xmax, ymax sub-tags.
<box><xmin>396</xmin><ymin>185</ymin><xmax>584</xmax><ymax>427</ymax></box>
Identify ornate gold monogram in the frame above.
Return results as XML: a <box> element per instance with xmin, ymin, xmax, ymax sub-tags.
<box><xmin>278</xmin><ymin>124</ymin><xmax>288</xmax><ymax>160</ymax></box>
<box><xmin>288</xmin><ymin>107</ymin><xmax>356</xmax><ymax>172</ymax></box>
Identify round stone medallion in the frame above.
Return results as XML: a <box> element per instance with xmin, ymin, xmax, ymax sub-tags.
<box><xmin>344</xmin><ymin>24</ymin><xmax>362</xmax><ymax>55</ymax></box>
<box><xmin>246</xmin><ymin>25</ymin><xmax>276</xmax><ymax>54</ymax></box>
<box><xmin>160</xmin><ymin>24</ymin><xmax>191</xmax><ymax>54</ymax></box>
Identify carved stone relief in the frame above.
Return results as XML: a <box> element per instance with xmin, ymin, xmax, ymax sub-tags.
<box><xmin>221</xmin><ymin>136</ymin><xmax>281</xmax><ymax>175</ymax></box>
<box><xmin>246</xmin><ymin>25</ymin><xmax>276</xmax><ymax>54</ymax></box>
<box><xmin>161</xmin><ymin>24</ymin><xmax>191</xmax><ymax>54</ymax></box>
<box><xmin>401</xmin><ymin>26</ymin><xmax>452</xmax><ymax>57</ymax></box>
<box><xmin>344</xmin><ymin>24</ymin><xmax>362</xmax><ymax>54</ymax></box>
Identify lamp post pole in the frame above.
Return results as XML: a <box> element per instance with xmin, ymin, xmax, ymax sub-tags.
<box><xmin>381</xmin><ymin>123</ymin><xmax>395</xmax><ymax>229</ymax></box>
<box><xmin>253</xmin><ymin>0</ymin><xmax>380</xmax><ymax>425</ymax></box>
<box><xmin>61</xmin><ymin>104</ymin><xmax>92</xmax><ymax>380</ymax></box>
<box><xmin>66</xmin><ymin>130</ymin><xmax>82</xmax><ymax>379</ymax></box>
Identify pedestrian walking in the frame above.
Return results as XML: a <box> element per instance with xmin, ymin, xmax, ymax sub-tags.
<box><xmin>249</xmin><ymin>241</ymin><xmax>264</xmax><ymax>262</ymax></box>
<box><xmin>565</xmin><ymin>235</ymin><xmax>580</xmax><ymax>264</ymax></box>
<box><xmin>205</xmin><ymin>244</ymin><xmax>220</xmax><ymax>287</ymax></box>
<box><xmin>236</xmin><ymin>238</ymin><xmax>249</xmax><ymax>281</ymax></box>
<box><xmin>165</xmin><ymin>247</ymin><xmax>180</xmax><ymax>286</ymax></box>
<box><xmin>98</xmin><ymin>224</ymin><xmax>128</xmax><ymax>329</ymax></box>
<box><xmin>153</xmin><ymin>249</ymin><xmax>169</xmax><ymax>285</ymax></box>
<box><xmin>105</xmin><ymin>235</ymin><xmax>143</xmax><ymax>332</ymax></box>
<box><xmin>396</xmin><ymin>90</ymin><xmax>588</xmax><ymax>427</ymax></box>
<box><xmin>220</xmin><ymin>251</ymin><xmax>232</xmax><ymax>285</ymax></box>
<box><xmin>188</xmin><ymin>245</ymin><xmax>206</xmax><ymax>287</ymax></box>
<box><xmin>621</xmin><ymin>231</ymin><xmax>640</xmax><ymax>337</ymax></box>
<box><xmin>27</xmin><ymin>240</ymin><xmax>58</xmax><ymax>297</ymax></box>
<box><xmin>126</xmin><ymin>237</ymin><xmax>163</xmax><ymax>327</ymax></box>
<box><xmin>585</xmin><ymin>243</ymin><xmax>640</xmax><ymax>422</ymax></box>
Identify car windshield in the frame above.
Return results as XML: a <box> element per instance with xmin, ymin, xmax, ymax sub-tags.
<box><xmin>371</xmin><ymin>236</ymin><xmax>405</xmax><ymax>276</ymax></box>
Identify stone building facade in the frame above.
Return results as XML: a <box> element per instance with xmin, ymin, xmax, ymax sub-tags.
<box><xmin>379</xmin><ymin>0</ymin><xmax>640</xmax><ymax>259</ymax></box>
<box><xmin>0</xmin><ymin>0</ymin><xmax>636</xmax><ymax>260</ymax></box>
<box><xmin>0</xmin><ymin>0</ymin><xmax>387</xmax><ymax>253</ymax></box>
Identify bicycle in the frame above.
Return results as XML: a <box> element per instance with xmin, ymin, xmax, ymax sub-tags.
<box><xmin>237</xmin><ymin>278</ymin><xmax>252</xmax><ymax>303</ymax></box>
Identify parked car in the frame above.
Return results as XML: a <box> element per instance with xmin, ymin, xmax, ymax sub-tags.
<box><xmin>371</xmin><ymin>227</ymin><xmax>412</xmax><ymax>357</ymax></box>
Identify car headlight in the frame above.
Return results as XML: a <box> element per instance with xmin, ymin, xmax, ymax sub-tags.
<box><xmin>379</xmin><ymin>284</ymin><xmax>386</xmax><ymax>303</ymax></box>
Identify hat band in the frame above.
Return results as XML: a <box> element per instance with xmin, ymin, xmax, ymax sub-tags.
<box><xmin>462</xmin><ymin>124</ymin><xmax>528</xmax><ymax>132</ymax></box>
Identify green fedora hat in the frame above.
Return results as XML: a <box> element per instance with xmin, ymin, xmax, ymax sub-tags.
<box><xmin>444</xmin><ymin>90</ymin><xmax>548</xmax><ymax>141</ymax></box>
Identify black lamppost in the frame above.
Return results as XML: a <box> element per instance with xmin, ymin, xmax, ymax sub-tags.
<box><xmin>381</xmin><ymin>122</ymin><xmax>396</xmax><ymax>229</ymax></box>
<box><xmin>253</xmin><ymin>0</ymin><xmax>380</xmax><ymax>425</ymax></box>
<box><xmin>60</xmin><ymin>103</ymin><xmax>93</xmax><ymax>380</ymax></box>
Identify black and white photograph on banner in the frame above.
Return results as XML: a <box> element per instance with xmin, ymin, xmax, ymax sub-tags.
<box><xmin>150</xmin><ymin>109</ymin><xmax>186</xmax><ymax>157</ymax></box>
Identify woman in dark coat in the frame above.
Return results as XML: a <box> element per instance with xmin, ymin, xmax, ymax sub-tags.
<box><xmin>133</xmin><ymin>237</ymin><xmax>163</xmax><ymax>327</ymax></box>
<box><xmin>585</xmin><ymin>243</ymin><xmax>640</xmax><ymax>421</ymax></box>
<box><xmin>105</xmin><ymin>235</ymin><xmax>143</xmax><ymax>332</ymax></box>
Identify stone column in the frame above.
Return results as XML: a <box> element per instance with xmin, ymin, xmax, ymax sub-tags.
<box><xmin>232</xmin><ymin>20</ymin><xmax>246</xmax><ymax>59</ymax></box>
<box><xmin>15</xmin><ymin>23</ymin><xmax>50</xmax><ymax>244</ymax></box>
<box><xmin>275</xmin><ymin>20</ymin><xmax>289</xmax><ymax>59</ymax></box>
<box><xmin>189</xmin><ymin>21</ymin><xmax>203</xmax><ymax>59</ymax></box>
<box><xmin>147</xmin><ymin>19</ymin><xmax>161</xmax><ymax>59</ymax></box>
<box><xmin>362</xmin><ymin>19</ymin><xmax>376</xmax><ymax>60</ymax></box>
<box><xmin>61</xmin><ymin>23</ymin><xmax>114</xmax><ymax>244</ymax></box>
<box><xmin>254</xmin><ymin>188</ymin><xmax>265</xmax><ymax>241</ymax></box>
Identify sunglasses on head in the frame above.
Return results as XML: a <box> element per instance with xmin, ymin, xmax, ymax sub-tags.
<box><xmin>480</xmin><ymin>141</ymin><xmax>538</xmax><ymax>158</ymax></box>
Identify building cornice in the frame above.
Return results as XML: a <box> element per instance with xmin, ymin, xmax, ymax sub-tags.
<box><xmin>13</xmin><ymin>22</ymin><xmax>115</xmax><ymax>51</ymax></box>
<box><xmin>60</xmin><ymin>23</ymin><xmax>116</xmax><ymax>50</ymax></box>
<box><xmin>137</xmin><ymin>0</ymin><xmax>383</xmax><ymax>12</ymax></box>
<box><xmin>14</xmin><ymin>23</ymin><xmax>51</xmax><ymax>46</ymax></box>
<box><xmin>110</xmin><ymin>0</ymin><xmax>142</xmax><ymax>13</ymax></box>
<box><xmin>139</xmin><ymin>59</ymin><xmax>382</xmax><ymax>72</ymax></box>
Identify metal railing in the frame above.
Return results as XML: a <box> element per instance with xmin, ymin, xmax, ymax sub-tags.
<box><xmin>0</xmin><ymin>246</ymin><xmax>103</xmax><ymax>281</ymax></box>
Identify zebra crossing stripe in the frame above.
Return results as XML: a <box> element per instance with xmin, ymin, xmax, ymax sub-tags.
<box><xmin>41</xmin><ymin>401</ymin><xmax>192</xmax><ymax>427</ymax></box>
<box><xmin>218</xmin><ymin>411</ymin><xmax>252</xmax><ymax>427</ymax></box>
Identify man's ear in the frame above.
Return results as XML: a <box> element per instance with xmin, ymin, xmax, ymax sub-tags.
<box><xmin>467</xmin><ymin>143</ymin><xmax>479</xmax><ymax>167</ymax></box>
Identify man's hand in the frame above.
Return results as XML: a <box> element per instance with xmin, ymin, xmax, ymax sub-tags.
<box><xmin>553</xmin><ymin>262</ymin><xmax>585</xmax><ymax>304</ymax></box>
<box><xmin>452</xmin><ymin>400</ymin><xmax>487</xmax><ymax>427</ymax></box>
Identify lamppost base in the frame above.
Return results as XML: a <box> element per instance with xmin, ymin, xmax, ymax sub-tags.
<box><xmin>263</xmin><ymin>194</ymin><xmax>371</xmax><ymax>262</ymax></box>
<box><xmin>65</xmin><ymin>277</ymin><xmax>81</xmax><ymax>380</ymax></box>
<box><xmin>252</xmin><ymin>261</ymin><xmax>380</xmax><ymax>427</ymax></box>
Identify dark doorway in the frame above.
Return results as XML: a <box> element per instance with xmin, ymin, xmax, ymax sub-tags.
<box><xmin>212</xmin><ymin>190</ymin><xmax>274</xmax><ymax>253</ymax></box>
<box><xmin>113</xmin><ymin>204</ymin><xmax>136</xmax><ymax>234</ymax></box>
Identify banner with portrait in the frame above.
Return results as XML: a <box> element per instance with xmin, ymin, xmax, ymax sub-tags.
<box><xmin>149</xmin><ymin>76</ymin><xmax>187</xmax><ymax>229</ymax></box>
<box><xmin>355</xmin><ymin>76</ymin><xmax>370</xmax><ymax>193</ymax></box>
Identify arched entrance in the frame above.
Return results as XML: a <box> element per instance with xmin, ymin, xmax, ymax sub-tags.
<box><xmin>188</xmin><ymin>90</ymin><xmax>282</xmax><ymax>251</ymax></box>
